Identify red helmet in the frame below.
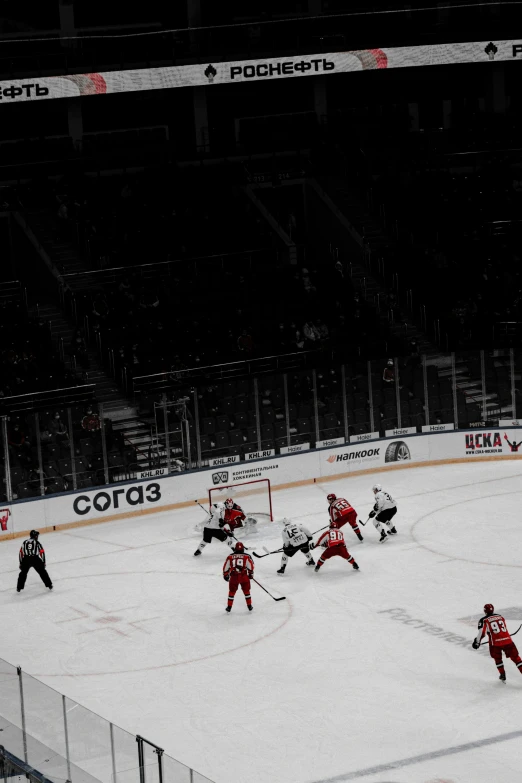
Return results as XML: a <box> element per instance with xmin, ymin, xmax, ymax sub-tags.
<box><xmin>225</xmin><ymin>498</ymin><xmax>234</xmax><ymax>509</ymax></box>
<box><xmin>327</xmin><ymin>493</ymin><xmax>336</xmax><ymax>504</ymax></box>
<box><xmin>330</xmin><ymin>519</ymin><xmax>338</xmax><ymax>529</ymax></box>
<box><xmin>234</xmin><ymin>542</ymin><xmax>245</xmax><ymax>553</ymax></box>
<box><xmin>484</xmin><ymin>603</ymin><xmax>494</xmax><ymax>616</ymax></box>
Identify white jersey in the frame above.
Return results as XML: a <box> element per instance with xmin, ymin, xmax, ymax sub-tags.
<box><xmin>282</xmin><ymin>522</ymin><xmax>312</xmax><ymax>548</ymax></box>
<box><xmin>206</xmin><ymin>503</ymin><xmax>226</xmax><ymax>529</ymax></box>
<box><xmin>373</xmin><ymin>490</ymin><xmax>396</xmax><ymax>513</ymax></box>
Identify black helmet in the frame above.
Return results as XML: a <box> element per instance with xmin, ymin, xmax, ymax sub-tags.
<box><xmin>30</xmin><ymin>530</ymin><xmax>39</xmax><ymax>540</ymax></box>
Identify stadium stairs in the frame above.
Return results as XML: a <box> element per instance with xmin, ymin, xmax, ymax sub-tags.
<box><xmin>312</xmin><ymin>176</ymin><xmax>515</xmax><ymax>422</ymax></box>
<box><xmin>18</xmin><ymin>209</ymin><xmax>156</xmax><ymax>465</ymax></box>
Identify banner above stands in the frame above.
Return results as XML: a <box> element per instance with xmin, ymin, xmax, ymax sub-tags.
<box><xmin>2</xmin><ymin>428</ymin><xmax>521</xmax><ymax>539</ymax></box>
<box><xmin>0</xmin><ymin>39</ymin><xmax>521</xmax><ymax>103</ymax></box>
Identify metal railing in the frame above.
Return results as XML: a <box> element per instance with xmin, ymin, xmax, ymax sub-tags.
<box><xmin>1</xmin><ymin>347</ymin><xmax>519</xmax><ymax>504</ymax></box>
<box><xmin>0</xmin><ymin>658</ymin><xmax>214</xmax><ymax>783</ymax></box>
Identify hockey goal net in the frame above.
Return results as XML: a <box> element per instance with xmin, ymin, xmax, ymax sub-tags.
<box><xmin>208</xmin><ymin>478</ymin><xmax>273</xmax><ymax>523</ymax></box>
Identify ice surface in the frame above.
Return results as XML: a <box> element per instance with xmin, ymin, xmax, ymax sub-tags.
<box><xmin>1</xmin><ymin>461</ymin><xmax>522</xmax><ymax>783</ymax></box>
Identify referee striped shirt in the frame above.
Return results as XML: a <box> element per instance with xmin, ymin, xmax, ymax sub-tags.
<box><xmin>19</xmin><ymin>539</ymin><xmax>46</xmax><ymax>565</ymax></box>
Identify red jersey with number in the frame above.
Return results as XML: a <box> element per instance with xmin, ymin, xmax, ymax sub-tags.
<box><xmin>317</xmin><ymin>529</ymin><xmax>345</xmax><ymax>549</ymax></box>
<box><xmin>223</xmin><ymin>552</ymin><xmax>254</xmax><ymax>579</ymax></box>
<box><xmin>476</xmin><ymin>614</ymin><xmax>513</xmax><ymax>647</ymax></box>
<box><xmin>329</xmin><ymin>498</ymin><xmax>356</xmax><ymax>524</ymax></box>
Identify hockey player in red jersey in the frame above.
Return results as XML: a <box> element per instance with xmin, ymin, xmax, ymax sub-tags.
<box><xmin>311</xmin><ymin>520</ymin><xmax>359</xmax><ymax>573</ymax></box>
<box><xmin>224</xmin><ymin>498</ymin><xmax>247</xmax><ymax>533</ymax></box>
<box><xmin>326</xmin><ymin>493</ymin><xmax>363</xmax><ymax>541</ymax></box>
<box><xmin>472</xmin><ymin>603</ymin><xmax>522</xmax><ymax>682</ymax></box>
<box><xmin>223</xmin><ymin>542</ymin><xmax>254</xmax><ymax>613</ymax></box>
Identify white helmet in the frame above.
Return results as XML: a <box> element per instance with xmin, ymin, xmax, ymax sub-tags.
<box><xmin>283</xmin><ymin>518</ymin><xmax>292</xmax><ymax>526</ymax></box>
<box><xmin>372</xmin><ymin>484</ymin><xmax>382</xmax><ymax>493</ymax></box>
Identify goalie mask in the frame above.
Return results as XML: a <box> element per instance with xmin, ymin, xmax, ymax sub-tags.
<box><xmin>225</xmin><ymin>498</ymin><xmax>234</xmax><ymax>510</ymax></box>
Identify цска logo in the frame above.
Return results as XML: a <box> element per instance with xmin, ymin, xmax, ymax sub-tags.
<box><xmin>212</xmin><ymin>471</ymin><xmax>229</xmax><ymax>485</ymax></box>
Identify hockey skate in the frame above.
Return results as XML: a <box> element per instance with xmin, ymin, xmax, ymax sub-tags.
<box><xmin>277</xmin><ymin>566</ymin><xmax>286</xmax><ymax>574</ymax></box>
<box><xmin>388</xmin><ymin>527</ymin><xmax>397</xmax><ymax>535</ymax></box>
<box><xmin>314</xmin><ymin>565</ymin><xmax>321</xmax><ymax>572</ymax></box>
<box><xmin>357</xmin><ymin>532</ymin><xmax>364</xmax><ymax>541</ymax></box>
<box><xmin>306</xmin><ymin>558</ymin><xmax>315</xmax><ymax>566</ymax></box>
<box><xmin>248</xmin><ymin>605</ymin><xmax>253</xmax><ymax>611</ymax></box>
<box><xmin>352</xmin><ymin>563</ymin><xmax>359</xmax><ymax>570</ymax></box>
<box><xmin>379</xmin><ymin>530</ymin><xmax>388</xmax><ymax>542</ymax></box>
<box><xmin>499</xmin><ymin>673</ymin><xmax>506</xmax><ymax>682</ymax></box>
<box><xmin>225</xmin><ymin>606</ymin><xmax>231</xmax><ymax>613</ymax></box>
<box><xmin>193</xmin><ymin>549</ymin><xmax>202</xmax><ymax>556</ymax></box>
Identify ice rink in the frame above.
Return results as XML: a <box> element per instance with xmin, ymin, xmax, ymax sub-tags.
<box><xmin>1</xmin><ymin>460</ymin><xmax>522</xmax><ymax>783</ymax></box>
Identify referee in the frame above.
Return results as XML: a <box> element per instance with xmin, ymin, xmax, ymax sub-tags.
<box><xmin>17</xmin><ymin>530</ymin><xmax>53</xmax><ymax>592</ymax></box>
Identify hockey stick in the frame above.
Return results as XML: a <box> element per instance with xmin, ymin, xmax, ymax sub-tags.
<box><xmin>252</xmin><ymin>577</ymin><xmax>286</xmax><ymax>601</ymax></box>
<box><xmin>252</xmin><ymin>547</ymin><xmax>282</xmax><ymax>558</ymax></box>
<box><xmin>196</xmin><ymin>501</ymin><xmax>250</xmax><ymax>549</ymax></box>
<box><xmin>479</xmin><ymin>623</ymin><xmax>522</xmax><ymax>646</ymax></box>
<box><xmin>359</xmin><ymin>517</ymin><xmax>371</xmax><ymax>527</ymax></box>
<box><xmin>254</xmin><ymin>524</ymin><xmax>329</xmax><ymax>558</ymax></box>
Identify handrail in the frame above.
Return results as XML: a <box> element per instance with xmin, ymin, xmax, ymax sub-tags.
<box><xmin>59</xmin><ymin>248</ymin><xmax>271</xmax><ymax>279</ymax></box>
<box><xmin>132</xmin><ymin>348</ymin><xmax>322</xmax><ymax>383</ymax></box>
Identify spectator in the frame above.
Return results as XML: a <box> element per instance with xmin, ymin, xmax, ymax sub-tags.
<box><xmin>82</xmin><ymin>406</ymin><xmax>101</xmax><ymax>432</ymax></box>
<box><xmin>303</xmin><ymin>321</ymin><xmax>320</xmax><ymax>343</ymax></box>
<box><xmin>294</xmin><ymin>330</ymin><xmax>305</xmax><ymax>351</ymax></box>
<box><xmin>49</xmin><ymin>412</ymin><xmax>69</xmax><ymax>447</ymax></box>
<box><xmin>40</xmin><ymin>427</ymin><xmax>53</xmax><ymax>444</ymax></box>
<box><xmin>8</xmin><ymin>421</ymin><xmax>31</xmax><ymax>462</ymax></box>
<box><xmin>383</xmin><ymin>359</ymin><xmax>395</xmax><ymax>384</ymax></box>
<box><xmin>70</xmin><ymin>330</ymin><xmax>90</xmax><ymax>371</ymax></box>
<box><xmin>315</xmin><ymin>319</ymin><xmax>329</xmax><ymax>341</ymax></box>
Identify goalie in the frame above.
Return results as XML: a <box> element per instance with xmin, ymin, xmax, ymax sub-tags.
<box><xmin>224</xmin><ymin>497</ymin><xmax>257</xmax><ymax>533</ymax></box>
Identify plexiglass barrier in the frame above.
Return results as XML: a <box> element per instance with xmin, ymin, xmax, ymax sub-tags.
<box><xmin>1</xmin><ymin>348</ymin><xmax>519</xmax><ymax>497</ymax></box>
<box><xmin>0</xmin><ymin>659</ymin><xmax>214</xmax><ymax>783</ymax></box>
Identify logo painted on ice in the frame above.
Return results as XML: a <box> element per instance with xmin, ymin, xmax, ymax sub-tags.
<box><xmin>212</xmin><ymin>471</ymin><xmax>229</xmax><ymax>485</ymax></box>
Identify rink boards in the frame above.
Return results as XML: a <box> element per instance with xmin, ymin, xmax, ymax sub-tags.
<box><xmin>1</xmin><ymin>427</ymin><xmax>521</xmax><ymax>539</ymax></box>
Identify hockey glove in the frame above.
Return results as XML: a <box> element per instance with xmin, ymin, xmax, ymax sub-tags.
<box><xmin>472</xmin><ymin>640</ymin><xmax>479</xmax><ymax>650</ymax></box>
<box><xmin>369</xmin><ymin>510</ymin><xmax>376</xmax><ymax>518</ymax></box>
<box><xmin>219</xmin><ymin>521</ymin><xmax>226</xmax><ymax>528</ymax></box>
<box><xmin>309</xmin><ymin>542</ymin><xmax>315</xmax><ymax>550</ymax></box>
<box><xmin>224</xmin><ymin>575</ymin><xmax>230</xmax><ymax>582</ymax></box>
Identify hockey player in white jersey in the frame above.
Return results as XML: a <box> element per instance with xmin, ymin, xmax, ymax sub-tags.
<box><xmin>369</xmin><ymin>484</ymin><xmax>398</xmax><ymax>542</ymax></box>
<box><xmin>194</xmin><ymin>502</ymin><xmax>236</xmax><ymax>556</ymax></box>
<box><xmin>277</xmin><ymin>518</ymin><xmax>315</xmax><ymax>574</ymax></box>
